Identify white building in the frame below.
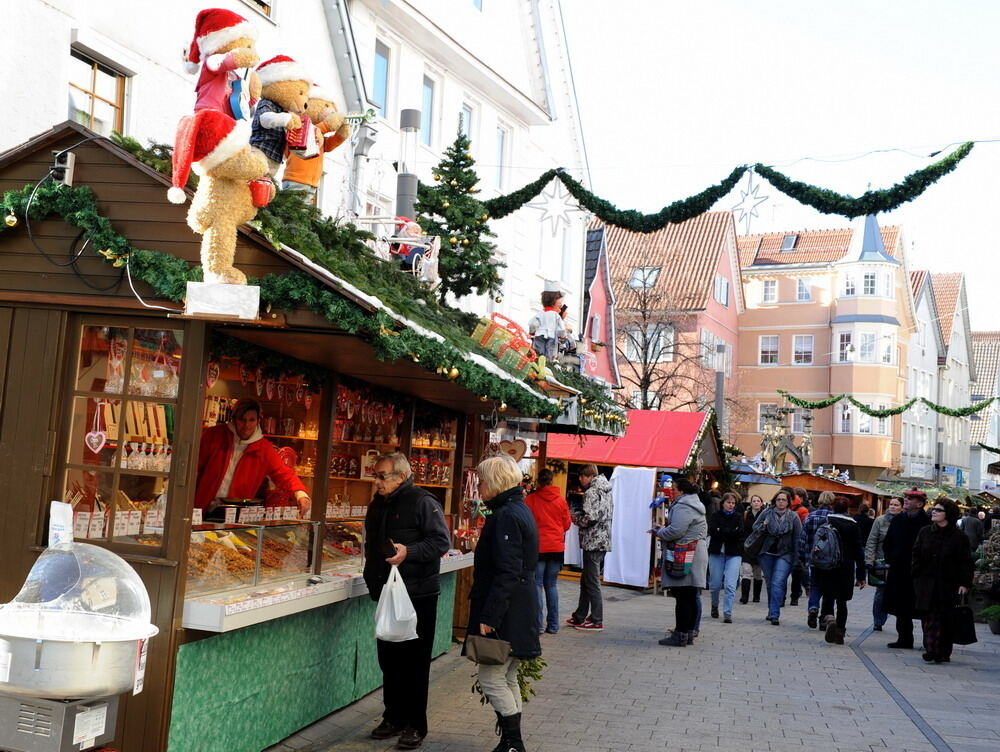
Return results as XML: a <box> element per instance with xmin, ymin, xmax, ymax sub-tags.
<box><xmin>901</xmin><ymin>270</ymin><xmax>942</xmax><ymax>481</ymax></box>
<box><xmin>0</xmin><ymin>0</ymin><xmax>589</xmax><ymax>331</ymax></box>
<box><xmin>931</xmin><ymin>273</ymin><xmax>974</xmax><ymax>487</ymax></box>
<box><xmin>969</xmin><ymin>332</ymin><xmax>1000</xmax><ymax>491</ymax></box>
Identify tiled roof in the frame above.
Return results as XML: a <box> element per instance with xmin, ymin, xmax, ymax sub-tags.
<box><xmin>930</xmin><ymin>273</ymin><xmax>963</xmax><ymax>348</ymax></box>
<box><xmin>737</xmin><ymin>225</ymin><xmax>901</xmax><ymax>268</ymax></box>
<box><xmin>599</xmin><ymin>211</ymin><xmax>736</xmax><ymax>311</ymax></box>
<box><xmin>970</xmin><ymin>332</ymin><xmax>1000</xmax><ymax>443</ymax></box>
<box><xmin>910</xmin><ymin>269</ymin><xmax>927</xmax><ymax>299</ymax></box>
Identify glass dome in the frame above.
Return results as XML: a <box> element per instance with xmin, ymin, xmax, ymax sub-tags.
<box><xmin>0</xmin><ymin>542</ymin><xmax>158</xmax><ymax>642</ymax></box>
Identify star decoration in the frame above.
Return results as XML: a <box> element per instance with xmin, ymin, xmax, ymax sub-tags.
<box><xmin>526</xmin><ymin>179</ymin><xmax>582</xmax><ymax>236</ymax></box>
<box><xmin>732</xmin><ymin>172</ymin><xmax>768</xmax><ymax>234</ymax></box>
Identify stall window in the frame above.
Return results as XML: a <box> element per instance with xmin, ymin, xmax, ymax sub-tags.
<box><xmin>60</xmin><ymin>323</ymin><xmax>184</xmax><ymax>550</ymax></box>
<box><xmin>69</xmin><ymin>49</ymin><xmax>127</xmax><ymax>136</ymax></box>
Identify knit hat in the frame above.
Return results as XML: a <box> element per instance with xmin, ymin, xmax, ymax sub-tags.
<box><xmin>309</xmin><ymin>83</ymin><xmax>336</xmax><ymax>105</ymax></box>
<box><xmin>184</xmin><ymin>8</ymin><xmax>257</xmax><ymax>74</ymax></box>
<box><xmin>257</xmin><ymin>55</ymin><xmax>311</xmax><ymax>87</ymax></box>
<box><xmin>167</xmin><ymin>110</ymin><xmax>250</xmax><ymax>204</ymax></box>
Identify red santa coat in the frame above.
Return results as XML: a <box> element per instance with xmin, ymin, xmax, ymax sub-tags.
<box><xmin>195</xmin><ymin>423</ymin><xmax>306</xmax><ymax>510</ymax></box>
<box><xmin>524</xmin><ymin>484</ymin><xmax>572</xmax><ymax>553</ymax></box>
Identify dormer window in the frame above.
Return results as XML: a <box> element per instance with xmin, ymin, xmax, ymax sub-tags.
<box><xmin>780</xmin><ymin>234</ymin><xmax>798</xmax><ymax>251</ymax></box>
<box><xmin>628</xmin><ymin>266</ymin><xmax>661</xmax><ymax>289</ymax></box>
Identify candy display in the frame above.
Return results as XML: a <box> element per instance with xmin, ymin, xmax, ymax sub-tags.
<box><xmin>320</xmin><ymin>520</ymin><xmax>364</xmax><ymax>575</ymax></box>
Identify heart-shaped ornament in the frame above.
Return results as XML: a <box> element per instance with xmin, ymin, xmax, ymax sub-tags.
<box><xmin>240</xmin><ymin>364</ymin><xmax>251</xmax><ymax>386</ymax></box>
<box><xmin>85</xmin><ymin>431</ymin><xmax>107</xmax><ymax>454</ymax></box>
<box><xmin>296</xmin><ymin>385</ymin><xmax>305</xmax><ymax>403</ymax></box>
<box><xmin>266</xmin><ymin>378</ymin><xmax>275</xmax><ymax>400</ymax></box>
<box><xmin>304</xmin><ymin>392</ymin><xmax>313</xmax><ymax>409</ymax></box>
<box><xmin>499</xmin><ymin>439</ymin><xmax>528</xmax><ymax>462</ymax></box>
<box><xmin>206</xmin><ymin>362</ymin><xmax>220</xmax><ymax>388</ymax></box>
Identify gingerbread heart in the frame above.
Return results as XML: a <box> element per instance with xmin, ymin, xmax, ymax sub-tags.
<box><xmin>499</xmin><ymin>439</ymin><xmax>527</xmax><ymax>462</ymax></box>
<box><xmin>85</xmin><ymin>431</ymin><xmax>107</xmax><ymax>454</ymax></box>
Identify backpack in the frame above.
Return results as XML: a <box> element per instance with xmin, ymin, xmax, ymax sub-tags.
<box><xmin>810</xmin><ymin>521</ymin><xmax>842</xmax><ymax>570</ymax></box>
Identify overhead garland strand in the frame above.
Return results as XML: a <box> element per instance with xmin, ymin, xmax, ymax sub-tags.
<box><xmin>977</xmin><ymin>442</ymin><xmax>1000</xmax><ymax>455</ymax></box>
<box><xmin>478</xmin><ymin>142</ymin><xmax>973</xmax><ymax>232</ymax></box>
<box><xmin>777</xmin><ymin>389</ymin><xmax>996</xmax><ymax>418</ymax></box>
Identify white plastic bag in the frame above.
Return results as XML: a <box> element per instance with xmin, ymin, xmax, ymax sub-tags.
<box><xmin>374</xmin><ymin>565</ymin><xmax>418</xmax><ymax>642</ymax></box>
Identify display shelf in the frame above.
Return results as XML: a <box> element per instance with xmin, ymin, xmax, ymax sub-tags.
<box><xmin>329</xmin><ymin>475</ymin><xmax>372</xmax><ymax>482</ymax></box>
<box><xmin>330</xmin><ymin>439</ymin><xmax>399</xmax><ymax>447</ymax></box>
<box><xmin>416</xmin><ymin>482</ymin><xmax>452</xmax><ymax>489</ymax></box>
<box><xmin>264</xmin><ymin>434</ymin><xmax>319</xmax><ymax>441</ymax></box>
<box><xmin>411</xmin><ymin>444</ymin><xmax>455</xmax><ymax>451</ymax></box>
<box><xmin>64</xmin><ymin>462</ymin><xmax>171</xmax><ymax>478</ymax></box>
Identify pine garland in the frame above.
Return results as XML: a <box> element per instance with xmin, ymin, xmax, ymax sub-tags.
<box><xmin>777</xmin><ymin>389</ymin><xmax>996</xmax><ymax>418</ymax></box>
<box><xmin>777</xmin><ymin>390</ymin><xmax>843</xmax><ymax>410</ymax></box>
<box><xmin>846</xmin><ymin>396</ymin><xmax>918</xmax><ymax>418</ymax></box>
<box><xmin>978</xmin><ymin>442</ymin><xmax>1000</xmax><ymax>455</ymax></box>
<box><xmin>921</xmin><ymin>395</ymin><xmax>996</xmax><ymax>418</ymax></box>
<box><xmin>754</xmin><ymin>143</ymin><xmax>974</xmax><ymax>218</ymax></box>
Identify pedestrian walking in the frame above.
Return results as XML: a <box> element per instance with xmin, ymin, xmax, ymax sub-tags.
<box><xmin>740</xmin><ymin>495</ymin><xmax>766</xmax><ymax>604</ymax></box>
<box><xmin>755</xmin><ymin>488</ymin><xmax>802</xmax><ymax>626</ymax></box>
<box><xmin>466</xmin><ymin>455</ymin><xmax>541</xmax><ymax>752</ymax></box>
<box><xmin>799</xmin><ymin>491</ymin><xmax>834</xmax><ymax>629</ymax></box>
<box><xmin>524</xmin><ymin>468</ymin><xmax>571</xmax><ymax>634</ymax></box>
<box><xmin>865</xmin><ymin>497</ymin><xmax>903</xmax><ymax>631</ymax></box>
<box><xmin>882</xmin><ymin>488</ymin><xmax>931</xmax><ymax>649</ymax></box>
<box><xmin>567</xmin><ymin>464</ymin><xmax>613</xmax><ymax>632</ymax></box>
<box><xmin>912</xmin><ymin>499</ymin><xmax>974</xmax><ymax>664</ymax></box>
<box><xmin>364</xmin><ymin>453</ymin><xmax>452</xmax><ymax>749</ymax></box>
<box><xmin>788</xmin><ymin>487</ymin><xmax>810</xmax><ymax>606</ymax></box>
<box><xmin>653</xmin><ymin>478</ymin><xmax>709</xmax><ymax>646</ymax></box>
<box><xmin>811</xmin><ymin>497</ymin><xmax>866</xmax><ymax>644</ymax></box>
<box><xmin>957</xmin><ymin>503</ymin><xmax>985</xmax><ymax>551</ymax></box>
<box><xmin>708</xmin><ymin>491</ymin><xmax>747</xmax><ymax>623</ymax></box>
<box><xmin>853</xmin><ymin>503</ymin><xmax>875</xmax><ymax>546</ymax></box>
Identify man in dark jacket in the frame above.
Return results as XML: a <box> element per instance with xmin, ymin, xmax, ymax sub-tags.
<box><xmin>364</xmin><ymin>452</ymin><xmax>451</xmax><ymax>749</ymax></box>
<box><xmin>881</xmin><ymin>488</ymin><xmax>931</xmax><ymax>649</ymax></box>
<box><xmin>957</xmin><ymin>505</ymin><xmax>985</xmax><ymax>551</ymax></box>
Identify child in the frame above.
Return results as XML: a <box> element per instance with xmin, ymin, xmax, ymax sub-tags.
<box><xmin>528</xmin><ymin>287</ymin><xmax>566</xmax><ymax>360</ymax></box>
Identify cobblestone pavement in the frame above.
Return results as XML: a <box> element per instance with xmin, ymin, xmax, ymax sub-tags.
<box><xmin>268</xmin><ymin>581</ymin><xmax>1000</xmax><ymax>752</ymax></box>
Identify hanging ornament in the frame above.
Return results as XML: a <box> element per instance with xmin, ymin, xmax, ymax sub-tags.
<box><xmin>277</xmin><ymin>381</ymin><xmax>285</xmax><ymax>399</ymax></box>
<box><xmin>239</xmin><ymin>363</ymin><xmax>251</xmax><ymax>386</ymax></box>
<box><xmin>449</xmin><ymin>179</ymin><xmax>458</xmax><ymax>186</ymax></box>
<box><xmin>304</xmin><ymin>391</ymin><xmax>314</xmax><ymax>409</ymax></box>
<box><xmin>410</xmin><ymin>353</ymin><xmax>420</xmax><ymax>363</ymax></box>
<box><xmin>462</xmin><ymin>238</ymin><xmax>470</xmax><ymax>245</ymax></box>
<box><xmin>205</xmin><ymin>361</ymin><xmax>220</xmax><ymax>388</ymax></box>
<box><xmin>481</xmin><ymin>213</ymin><xmax>488</xmax><ymax>220</ymax></box>
<box><xmin>265</xmin><ymin>378</ymin><xmax>276</xmax><ymax>400</ymax></box>
<box><xmin>498</xmin><ymin>402</ymin><xmax>507</xmax><ymax>412</ymax></box>
<box><xmin>449</xmin><ymin>236</ymin><xmax>458</xmax><ymax>244</ymax></box>
<box><xmin>433</xmin><ymin>173</ymin><xmax>441</xmax><ymax>181</ymax></box>
<box><xmin>448</xmin><ymin>367</ymin><xmax>460</xmax><ymax>379</ymax></box>
<box><xmin>4</xmin><ymin>212</ymin><xmax>17</xmax><ymax>227</ymax></box>
<box><xmin>479</xmin><ymin>395</ymin><xmax>489</xmax><ymax>402</ymax></box>
<box><xmin>295</xmin><ymin>384</ymin><xmax>305</xmax><ymax>403</ymax></box>
<box><xmin>442</xmin><ymin>201</ymin><xmax>450</xmax><ymax>208</ymax></box>
<box><xmin>494</xmin><ymin>296</ymin><xmax>503</xmax><ymax>303</ymax></box>
<box><xmin>84</xmin><ymin>398</ymin><xmax>108</xmax><ymax>455</ymax></box>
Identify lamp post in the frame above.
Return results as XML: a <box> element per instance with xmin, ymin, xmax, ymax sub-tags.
<box><xmin>396</xmin><ymin>109</ymin><xmax>420</xmax><ymax>218</ymax></box>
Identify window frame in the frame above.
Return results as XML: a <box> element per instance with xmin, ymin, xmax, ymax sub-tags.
<box><xmin>859</xmin><ymin>332</ymin><xmax>877</xmax><ymax>362</ymax></box>
<box><xmin>793</xmin><ymin>334</ymin><xmax>814</xmax><ymax>365</ymax></box>
<box><xmin>863</xmin><ymin>271</ymin><xmax>877</xmax><ymax>296</ymax></box>
<box><xmin>758</xmin><ymin>335</ymin><xmax>779</xmax><ymax>365</ymax></box>
<box><xmin>839</xmin><ymin>403</ymin><xmax>852</xmax><ymax>433</ymax></box>
<box><xmin>495</xmin><ymin>122</ymin><xmax>510</xmax><ymax>189</ymax></box>
<box><xmin>838</xmin><ymin>332</ymin><xmax>853</xmax><ymax>362</ymax></box>
<box><xmin>420</xmin><ymin>74</ymin><xmax>436</xmax><ymax>147</ymax></box>
<box><xmin>714</xmin><ymin>275</ymin><xmax>730</xmax><ymax>307</ymax></box>
<box><xmin>843</xmin><ymin>273</ymin><xmax>856</xmax><ymax>296</ymax></box>
<box><xmin>627</xmin><ymin>266</ymin><xmax>661</xmax><ymax>289</ymax></box>
<box><xmin>624</xmin><ymin>323</ymin><xmax>674</xmax><ymax>363</ymax></box>
<box><xmin>796</xmin><ymin>278</ymin><xmax>811</xmax><ymax>301</ymax></box>
<box><xmin>762</xmin><ymin>279</ymin><xmax>776</xmax><ymax>303</ymax></box>
<box><xmin>68</xmin><ymin>49</ymin><xmax>127</xmax><ymax>136</ymax></box>
<box><xmin>460</xmin><ymin>103</ymin><xmax>475</xmax><ymax>140</ymax></box>
<box><xmin>372</xmin><ymin>39</ymin><xmax>392</xmax><ymax>119</ymax></box>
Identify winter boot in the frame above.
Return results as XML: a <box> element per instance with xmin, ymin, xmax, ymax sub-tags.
<box><xmin>752</xmin><ymin>580</ymin><xmax>763</xmax><ymax>603</ymax></box>
<box><xmin>807</xmin><ymin>608</ymin><xmax>818</xmax><ymax>629</ymax></box>
<box><xmin>658</xmin><ymin>631</ymin><xmax>688</xmax><ymax>647</ymax></box>
<box><xmin>834</xmin><ymin>627</ymin><xmax>846</xmax><ymax>645</ymax></box>
<box><xmin>740</xmin><ymin>579</ymin><xmax>751</xmax><ymax>604</ymax></box>
<box><xmin>824</xmin><ymin>621</ymin><xmax>838</xmax><ymax>643</ymax></box>
<box><xmin>497</xmin><ymin>713</ymin><xmax>526</xmax><ymax>752</ymax></box>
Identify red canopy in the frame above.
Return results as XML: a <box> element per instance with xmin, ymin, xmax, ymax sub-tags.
<box><xmin>546</xmin><ymin>410</ymin><xmax>717</xmax><ymax>470</ymax></box>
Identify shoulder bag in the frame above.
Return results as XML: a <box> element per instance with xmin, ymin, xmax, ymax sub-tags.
<box><xmin>465</xmin><ymin>633</ymin><xmax>512</xmax><ymax>665</ymax></box>
<box><xmin>951</xmin><ymin>594</ymin><xmax>978</xmax><ymax>646</ymax></box>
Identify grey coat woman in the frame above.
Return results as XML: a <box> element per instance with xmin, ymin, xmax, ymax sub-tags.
<box><xmin>655</xmin><ymin>493</ymin><xmax>709</xmax><ymax>589</ymax></box>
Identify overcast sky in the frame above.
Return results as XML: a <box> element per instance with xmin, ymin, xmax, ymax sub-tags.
<box><xmin>561</xmin><ymin>0</ymin><xmax>1000</xmax><ymax>330</ymax></box>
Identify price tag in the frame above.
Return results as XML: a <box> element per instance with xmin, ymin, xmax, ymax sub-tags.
<box><xmin>74</xmin><ymin>512</ymin><xmax>92</xmax><ymax>539</ymax></box>
<box><xmin>191</xmin><ymin>508</ymin><xmax>203</xmax><ymax>526</ymax></box>
<box><xmin>224</xmin><ymin>507</ymin><xmax>237</xmax><ymax>524</ymax></box>
<box><xmin>283</xmin><ymin>506</ymin><xmax>298</xmax><ymax>520</ymax></box>
<box><xmin>264</xmin><ymin>507</ymin><xmax>275</xmax><ymax>521</ymax></box>
<box><xmin>133</xmin><ymin>639</ymin><xmax>149</xmax><ymax>695</ymax></box>
<box><xmin>238</xmin><ymin>507</ymin><xmax>253</xmax><ymax>523</ymax></box>
<box><xmin>87</xmin><ymin>514</ymin><xmax>105</xmax><ymax>539</ymax></box>
<box><xmin>112</xmin><ymin>514</ymin><xmax>128</xmax><ymax>538</ymax></box>
<box><xmin>351</xmin><ymin>505</ymin><xmax>366</xmax><ymax>517</ymax></box>
<box><xmin>126</xmin><ymin>511</ymin><xmax>142</xmax><ymax>536</ymax></box>
<box><xmin>325</xmin><ymin>504</ymin><xmax>335</xmax><ymax>519</ymax></box>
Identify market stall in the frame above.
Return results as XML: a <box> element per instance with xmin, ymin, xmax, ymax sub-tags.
<box><xmin>774</xmin><ymin>472</ymin><xmax>893</xmax><ymax>513</ymax></box>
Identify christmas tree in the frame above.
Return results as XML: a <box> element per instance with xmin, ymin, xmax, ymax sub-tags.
<box><xmin>415</xmin><ymin>128</ymin><xmax>503</xmax><ymax>300</ymax></box>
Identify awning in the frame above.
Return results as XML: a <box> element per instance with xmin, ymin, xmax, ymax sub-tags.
<box><xmin>546</xmin><ymin>410</ymin><xmax>720</xmax><ymax>470</ymax></box>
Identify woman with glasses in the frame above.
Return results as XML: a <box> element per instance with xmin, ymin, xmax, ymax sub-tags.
<box><xmin>911</xmin><ymin>499</ymin><xmax>974</xmax><ymax>663</ymax></box>
<box><xmin>754</xmin><ymin>489</ymin><xmax>802</xmax><ymax>625</ymax></box>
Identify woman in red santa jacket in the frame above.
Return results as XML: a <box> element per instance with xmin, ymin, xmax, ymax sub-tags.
<box><xmin>195</xmin><ymin>398</ymin><xmax>310</xmax><ymax>515</ymax></box>
<box><xmin>524</xmin><ymin>468</ymin><xmax>572</xmax><ymax>634</ymax></box>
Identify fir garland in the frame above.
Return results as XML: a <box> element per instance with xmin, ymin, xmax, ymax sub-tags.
<box><xmin>483</xmin><ymin>169</ymin><xmax>561</xmax><ymax>220</ymax></box>
<box><xmin>921</xmin><ymin>395</ymin><xmax>996</xmax><ymax>418</ymax></box>
<box><xmin>754</xmin><ymin>143</ymin><xmax>974</xmax><ymax>218</ymax></box>
<box><xmin>777</xmin><ymin>389</ymin><xmax>996</xmax><ymax>418</ymax></box>
<box><xmin>846</xmin><ymin>396</ymin><xmax>918</xmax><ymax>418</ymax></box>
<box><xmin>553</xmin><ymin>367</ymin><xmax>628</xmax><ymax>432</ymax></box>
<box><xmin>777</xmin><ymin>390</ymin><xmax>843</xmax><ymax>410</ymax></box>
<box><xmin>978</xmin><ymin>442</ymin><xmax>1000</xmax><ymax>455</ymax></box>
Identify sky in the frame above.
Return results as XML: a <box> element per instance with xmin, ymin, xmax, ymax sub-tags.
<box><xmin>561</xmin><ymin>0</ymin><xmax>1000</xmax><ymax>330</ymax></box>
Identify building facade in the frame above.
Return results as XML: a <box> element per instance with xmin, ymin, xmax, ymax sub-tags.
<box><xmin>900</xmin><ymin>270</ymin><xmax>942</xmax><ymax>481</ymax></box>
<box><xmin>736</xmin><ymin>216</ymin><xmax>915</xmax><ymax>482</ymax></box>
<box><xmin>969</xmin><ymin>331</ymin><xmax>1000</xmax><ymax>491</ymax></box>
<box><xmin>931</xmin><ymin>273</ymin><xmax>974</xmax><ymax>487</ymax></box>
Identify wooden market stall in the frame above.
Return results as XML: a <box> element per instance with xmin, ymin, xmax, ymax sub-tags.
<box><xmin>771</xmin><ymin>472</ymin><xmax>893</xmax><ymax>513</ymax></box>
<box><xmin>0</xmin><ymin>122</ymin><xmax>579</xmax><ymax>752</ymax></box>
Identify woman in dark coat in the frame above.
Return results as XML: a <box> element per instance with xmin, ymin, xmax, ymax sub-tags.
<box><xmin>707</xmin><ymin>491</ymin><xmax>747</xmax><ymax>622</ymax></box>
<box><xmin>740</xmin><ymin>495</ymin><xmax>766</xmax><ymax>604</ymax></box>
<box><xmin>911</xmin><ymin>499</ymin><xmax>974</xmax><ymax>663</ymax></box>
<box><xmin>882</xmin><ymin>488</ymin><xmax>932</xmax><ymax>648</ymax></box>
<box><xmin>811</xmin><ymin>497</ymin><xmax>865</xmax><ymax>644</ymax></box>
<box><xmin>466</xmin><ymin>455</ymin><xmax>540</xmax><ymax>752</ymax></box>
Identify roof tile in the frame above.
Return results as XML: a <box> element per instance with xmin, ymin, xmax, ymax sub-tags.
<box><xmin>930</xmin><ymin>273</ymin><xmax>963</xmax><ymax>348</ymax></box>
<box><xmin>970</xmin><ymin>331</ymin><xmax>1000</xmax><ymax>442</ymax></box>
<box><xmin>737</xmin><ymin>226</ymin><xmax>901</xmax><ymax>267</ymax></box>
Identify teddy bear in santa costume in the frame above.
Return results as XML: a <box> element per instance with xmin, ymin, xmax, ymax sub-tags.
<box><xmin>184</xmin><ymin>7</ymin><xmax>262</xmax><ymax>121</ymax></box>
<box><xmin>250</xmin><ymin>55</ymin><xmax>313</xmax><ymax>177</ymax></box>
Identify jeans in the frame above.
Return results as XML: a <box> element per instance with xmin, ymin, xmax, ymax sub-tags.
<box><xmin>478</xmin><ymin>657</ymin><xmax>522</xmax><ymax>717</ymax></box>
<box><xmin>759</xmin><ymin>553</ymin><xmax>792</xmax><ymax>620</ymax></box>
<box><xmin>708</xmin><ymin>554</ymin><xmax>742</xmax><ymax>615</ymax></box>
<box><xmin>673</xmin><ymin>586</ymin><xmax>699</xmax><ymax>632</ymax></box>
<box><xmin>573</xmin><ymin>550</ymin><xmax>606</xmax><ymax>624</ymax></box>
<box><xmin>807</xmin><ymin>566</ymin><xmax>823</xmax><ymax>612</ymax></box>
<box><xmin>376</xmin><ymin>594</ymin><xmax>438</xmax><ymax>735</ymax></box>
<box><xmin>872</xmin><ymin>586</ymin><xmax>888</xmax><ymax>628</ymax></box>
<box><xmin>535</xmin><ymin>557</ymin><xmax>562</xmax><ymax>632</ymax></box>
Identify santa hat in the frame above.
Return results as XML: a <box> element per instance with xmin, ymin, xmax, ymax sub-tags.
<box><xmin>184</xmin><ymin>8</ymin><xmax>257</xmax><ymax>75</ymax></box>
<box><xmin>257</xmin><ymin>55</ymin><xmax>311</xmax><ymax>87</ymax></box>
<box><xmin>167</xmin><ymin>110</ymin><xmax>250</xmax><ymax>204</ymax></box>
<box><xmin>309</xmin><ymin>83</ymin><xmax>336</xmax><ymax>105</ymax></box>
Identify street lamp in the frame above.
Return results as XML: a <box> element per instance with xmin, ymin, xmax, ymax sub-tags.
<box><xmin>396</xmin><ymin>109</ymin><xmax>420</xmax><ymax>218</ymax></box>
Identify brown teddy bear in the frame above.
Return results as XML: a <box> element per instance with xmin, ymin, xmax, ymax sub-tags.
<box><xmin>184</xmin><ymin>8</ymin><xmax>262</xmax><ymax>121</ymax></box>
<box><xmin>280</xmin><ymin>83</ymin><xmax>352</xmax><ymax>201</ymax></box>
<box><xmin>250</xmin><ymin>55</ymin><xmax>312</xmax><ymax>177</ymax></box>
<box><xmin>167</xmin><ymin>110</ymin><xmax>270</xmax><ymax>285</ymax></box>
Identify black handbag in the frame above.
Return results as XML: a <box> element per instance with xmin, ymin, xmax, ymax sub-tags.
<box><xmin>742</xmin><ymin>527</ymin><xmax>766</xmax><ymax>559</ymax></box>
<box><xmin>951</xmin><ymin>596</ymin><xmax>978</xmax><ymax>646</ymax></box>
<box><xmin>867</xmin><ymin>560</ymin><xmax>889</xmax><ymax>587</ymax></box>
<box><xmin>464</xmin><ymin>634</ymin><xmax>511</xmax><ymax>665</ymax></box>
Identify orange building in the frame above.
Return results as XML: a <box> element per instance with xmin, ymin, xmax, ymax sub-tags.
<box><xmin>735</xmin><ymin>216</ymin><xmax>916</xmax><ymax>482</ymax></box>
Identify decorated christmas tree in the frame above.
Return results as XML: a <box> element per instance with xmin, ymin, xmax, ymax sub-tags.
<box><xmin>415</xmin><ymin>128</ymin><xmax>503</xmax><ymax>300</ymax></box>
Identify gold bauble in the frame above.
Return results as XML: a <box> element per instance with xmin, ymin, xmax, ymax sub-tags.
<box><xmin>481</xmin><ymin>213</ymin><xmax>488</xmax><ymax>220</ymax></box>
<box><xmin>433</xmin><ymin>173</ymin><xmax>441</xmax><ymax>181</ymax></box>
<box><xmin>448</xmin><ymin>366</ymin><xmax>460</xmax><ymax>379</ymax></box>
<box><xmin>436</xmin><ymin>366</ymin><xmax>447</xmax><ymax>375</ymax></box>
<box><xmin>4</xmin><ymin>212</ymin><xmax>17</xmax><ymax>228</ymax></box>
<box><xmin>449</xmin><ymin>179</ymin><xmax>458</xmax><ymax>186</ymax></box>
<box><xmin>442</xmin><ymin>201</ymin><xmax>450</xmax><ymax>208</ymax></box>
<box><xmin>579</xmin><ymin>397</ymin><xmax>588</xmax><ymax>405</ymax></box>
<box><xmin>480</xmin><ymin>395</ymin><xmax>489</xmax><ymax>402</ymax></box>
<box><xmin>498</xmin><ymin>402</ymin><xmax>507</xmax><ymax>412</ymax></box>
<box><xmin>544</xmin><ymin>415</ymin><xmax>553</xmax><ymax>421</ymax></box>
<box><xmin>449</xmin><ymin>237</ymin><xmax>458</xmax><ymax>244</ymax></box>
<box><xmin>494</xmin><ymin>296</ymin><xmax>503</xmax><ymax>303</ymax></box>
<box><xmin>462</xmin><ymin>238</ymin><xmax>470</xmax><ymax>245</ymax></box>
<box><xmin>410</xmin><ymin>353</ymin><xmax>420</xmax><ymax>363</ymax></box>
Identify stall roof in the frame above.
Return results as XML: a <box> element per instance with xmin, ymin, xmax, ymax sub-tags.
<box><xmin>546</xmin><ymin>410</ymin><xmax>720</xmax><ymax>470</ymax></box>
<box><xmin>779</xmin><ymin>472</ymin><xmax>893</xmax><ymax>499</ymax></box>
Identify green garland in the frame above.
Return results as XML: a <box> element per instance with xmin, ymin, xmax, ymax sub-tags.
<box><xmin>846</xmin><ymin>396</ymin><xmax>918</xmax><ymax>418</ymax></box>
<box><xmin>978</xmin><ymin>442</ymin><xmax>1000</xmax><ymax>455</ymax></box>
<box><xmin>777</xmin><ymin>390</ymin><xmax>843</xmax><ymax>410</ymax></box>
<box><xmin>921</xmin><ymin>395</ymin><xmax>996</xmax><ymax>418</ymax></box>
<box><xmin>777</xmin><ymin>389</ymin><xmax>997</xmax><ymax>418</ymax></box>
<box><xmin>754</xmin><ymin>143</ymin><xmax>974</xmax><ymax>218</ymax></box>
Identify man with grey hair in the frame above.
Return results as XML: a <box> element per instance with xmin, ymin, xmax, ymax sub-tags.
<box><xmin>364</xmin><ymin>452</ymin><xmax>451</xmax><ymax>749</ymax></box>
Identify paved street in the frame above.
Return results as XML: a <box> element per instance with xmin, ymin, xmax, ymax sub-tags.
<box><xmin>270</xmin><ymin>581</ymin><xmax>1000</xmax><ymax>752</ymax></box>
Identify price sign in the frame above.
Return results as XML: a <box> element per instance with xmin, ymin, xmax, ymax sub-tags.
<box><xmin>74</xmin><ymin>511</ymin><xmax>92</xmax><ymax>539</ymax></box>
<box><xmin>191</xmin><ymin>508</ymin><xmax>203</xmax><ymax>526</ymax></box>
<box><xmin>87</xmin><ymin>514</ymin><xmax>105</xmax><ymax>539</ymax></box>
<box><xmin>112</xmin><ymin>513</ymin><xmax>128</xmax><ymax>538</ymax></box>
<box><xmin>126</xmin><ymin>511</ymin><xmax>142</xmax><ymax>536</ymax></box>
<box><xmin>224</xmin><ymin>507</ymin><xmax>237</xmax><ymax>524</ymax></box>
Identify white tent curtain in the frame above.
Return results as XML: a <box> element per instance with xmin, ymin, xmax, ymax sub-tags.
<box><xmin>603</xmin><ymin>466</ymin><xmax>656</xmax><ymax>587</ymax></box>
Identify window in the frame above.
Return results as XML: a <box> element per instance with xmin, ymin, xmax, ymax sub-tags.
<box><xmin>877</xmin><ymin>407</ymin><xmax>889</xmax><ymax>436</ymax></box>
<box><xmin>714</xmin><ymin>275</ymin><xmax>729</xmax><ymax>306</ymax></box>
<box><xmin>881</xmin><ymin>335</ymin><xmax>895</xmax><ymax>364</ymax></box>
<box><xmin>589</xmin><ymin>314</ymin><xmax>603</xmax><ymax>343</ymax></box>
<box><xmin>862</xmin><ymin>272</ymin><xmax>877</xmax><ymax>296</ymax></box>
<box><xmin>838</xmin><ymin>332</ymin><xmax>853</xmax><ymax>362</ymax></box>
<box><xmin>843</xmin><ymin>274</ymin><xmax>856</xmax><ymax>296</ymax></box>
<box><xmin>460</xmin><ymin>104</ymin><xmax>474</xmax><ymax>138</ymax></box>
<box><xmin>420</xmin><ymin>76</ymin><xmax>435</xmax><ymax>146</ymax></box>
<box><xmin>624</xmin><ymin>323</ymin><xmax>674</xmax><ymax>363</ymax></box>
<box><xmin>880</xmin><ymin>273</ymin><xmax>892</xmax><ymax>297</ymax></box>
<box><xmin>68</xmin><ymin>50</ymin><xmax>127</xmax><ymax>136</ymax></box>
<box><xmin>780</xmin><ymin>234</ymin><xmax>798</xmax><ymax>251</ymax></box>
<box><xmin>759</xmin><ymin>335</ymin><xmax>779</xmax><ymax>365</ymax></box>
<box><xmin>840</xmin><ymin>403</ymin><xmax>852</xmax><ymax>433</ymax></box>
<box><xmin>242</xmin><ymin>0</ymin><xmax>273</xmax><ymax>15</ymax></box>
<box><xmin>631</xmin><ymin>390</ymin><xmax>661</xmax><ymax>409</ymax></box>
<box><xmin>858</xmin><ymin>410</ymin><xmax>872</xmax><ymax>434</ymax></box>
<box><xmin>791</xmin><ymin>408</ymin><xmax>807</xmax><ymax>434</ymax></box>
<box><xmin>762</xmin><ymin>279</ymin><xmax>776</xmax><ymax>303</ymax></box>
<box><xmin>495</xmin><ymin>125</ymin><xmax>509</xmax><ymax>188</ymax></box>
<box><xmin>796</xmin><ymin>278</ymin><xmax>811</xmax><ymax>301</ymax></box>
<box><xmin>793</xmin><ymin>335</ymin><xmax>814</xmax><ymax>364</ymax></box>
<box><xmin>758</xmin><ymin>403</ymin><xmax>778</xmax><ymax>432</ymax></box>
<box><xmin>372</xmin><ymin>40</ymin><xmax>390</xmax><ymax>118</ymax></box>
<box><xmin>627</xmin><ymin>266</ymin><xmax>660</xmax><ymax>289</ymax></box>
<box><xmin>859</xmin><ymin>332</ymin><xmax>876</xmax><ymax>362</ymax></box>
